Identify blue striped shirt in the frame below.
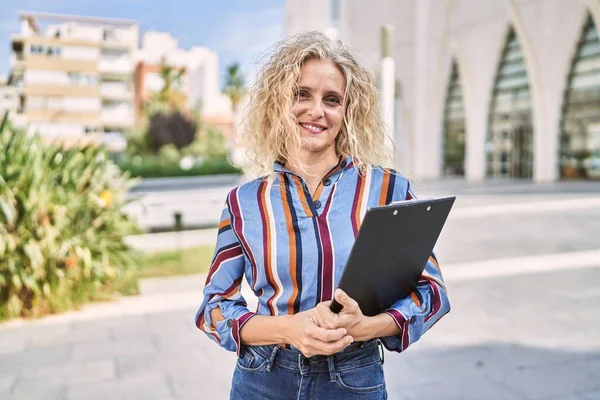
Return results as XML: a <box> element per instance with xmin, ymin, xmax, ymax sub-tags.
<box><xmin>195</xmin><ymin>155</ymin><xmax>450</xmax><ymax>354</ymax></box>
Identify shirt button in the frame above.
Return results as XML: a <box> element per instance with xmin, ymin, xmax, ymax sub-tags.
<box><xmin>226</xmin><ymin>319</ymin><xmax>233</xmax><ymax>328</ymax></box>
<box><xmin>314</xmin><ymin>200</ymin><xmax>322</xmax><ymax>209</ymax></box>
<box><xmin>323</xmin><ymin>178</ymin><xmax>332</xmax><ymax>186</ymax></box>
<box><xmin>409</xmin><ymin>316</ymin><xmax>417</xmax><ymax>324</ymax></box>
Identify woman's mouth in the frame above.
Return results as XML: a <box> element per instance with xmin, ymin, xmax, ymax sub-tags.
<box><xmin>299</xmin><ymin>122</ymin><xmax>326</xmax><ymax>134</ymax></box>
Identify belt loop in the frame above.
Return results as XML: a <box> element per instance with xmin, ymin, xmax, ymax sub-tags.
<box><xmin>265</xmin><ymin>345</ymin><xmax>281</xmax><ymax>372</ymax></box>
<box><xmin>327</xmin><ymin>355</ymin><xmax>336</xmax><ymax>382</ymax></box>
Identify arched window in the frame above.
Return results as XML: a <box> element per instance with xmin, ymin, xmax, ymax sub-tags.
<box><xmin>442</xmin><ymin>61</ymin><xmax>466</xmax><ymax>176</ymax></box>
<box><xmin>560</xmin><ymin>15</ymin><xmax>600</xmax><ymax>180</ymax></box>
<box><xmin>487</xmin><ymin>28</ymin><xmax>533</xmax><ymax>178</ymax></box>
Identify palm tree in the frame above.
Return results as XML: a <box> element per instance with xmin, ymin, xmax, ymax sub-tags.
<box><xmin>223</xmin><ymin>63</ymin><xmax>245</xmax><ymax>113</ymax></box>
<box><xmin>143</xmin><ymin>59</ymin><xmax>187</xmax><ymax>116</ymax></box>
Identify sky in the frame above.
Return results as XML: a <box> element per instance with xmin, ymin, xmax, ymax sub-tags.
<box><xmin>0</xmin><ymin>0</ymin><xmax>286</xmax><ymax>87</ymax></box>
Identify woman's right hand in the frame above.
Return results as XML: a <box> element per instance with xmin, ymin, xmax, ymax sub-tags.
<box><xmin>284</xmin><ymin>309</ymin><xmax>354</xmax><ymax>358</ymax></box>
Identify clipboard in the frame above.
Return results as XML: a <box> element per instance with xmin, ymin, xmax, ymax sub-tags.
<box><xmin>330</xmin><ymin>196</ymin><xmax>455</xmax><ymax>316</ymax></box>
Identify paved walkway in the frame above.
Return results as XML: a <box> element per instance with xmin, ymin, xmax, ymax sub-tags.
<box><xmin>1</xmin><ymin>180</ymin><xmax>600</xmax><ymax>399</ymax></box>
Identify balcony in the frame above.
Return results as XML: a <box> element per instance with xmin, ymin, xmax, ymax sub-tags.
<box><xmin>99</xmin><ymin>57</ymin><xmax>134</xmax><ymax>76</ymax></box>
<box><xmin>101</xmin><ymin>29</ymin><xmax>137</xmax><ymax>49</ymax></box>
<box><xmin>101</xmin><ymin>106</ymin><xmax>135</xmax><ymax>127</ymax></box>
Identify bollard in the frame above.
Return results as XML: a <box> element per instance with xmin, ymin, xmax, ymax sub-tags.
<box><xmin>174</xmin><ymin>212</ymin><xmax>183</xmax><ymax>232</ymax></box>
<box><xmin>174</xmin><ymin>212</ymin><xmax>183</xmax><ymax>267</ymax></box>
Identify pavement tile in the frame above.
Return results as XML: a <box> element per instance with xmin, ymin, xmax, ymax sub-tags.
<box><xmin>66</xmin><ymin>372</ymin><xmax>172</xmax><ymax>400</ymax></box>
<box><xmin>4</xmin><ymin>387</ymin><xmax>65</xmax><ymax>400</ymax></box>
<box><xmin>71</xmin><ymin>337</ymin><xmax>157</xmax><ymax>361</ymax></box>
<box><xmin>492</xmin><ymin>359</ymin><xmax>600</xmax><ymax>400</ymax></box>
<box><xmin>0</xmin><ymin>343</ymin><xmax>72</xmax><ymax>374</ymax></box>
<box><xmin>168</xmin><ymin>367</ymin><xmax>233</xmax><ymax>398</ymax></box>
<box><xmin>0</xmin><ymin>373</ymin><xmax>16</xmax><ymax>395</ymax></box>
<box><xmin>0</xmin><ymin>337</ymin><xmax>27</xmax><ymax>356</ymax></box>
<box><xmin>10</xmin><ymin>374</ymin><xmax>65</xmax><ymax>397</ymax></box>
<box><xmin>19</xmin><ymin>359</ymin><xmax>116</xmax><ymax>385</ymax></box>
<box><xmin>582</xmin><ymin>390</ymin><xmax>600</xmax><ymax>400</ymax></box>
<box><xmin>116</xmin><ymin>348</ymin><xmax>206</xmax><ymax>378</ymax></box>
<box><xmin>28</xmin><ymin>325</ymin><xmax>111</xmax><ymax>348</ymax></box>
<box><xmin>399</xmin><ymin>376</ymin><xmax>526</xmax><ymax>400</ymax></box>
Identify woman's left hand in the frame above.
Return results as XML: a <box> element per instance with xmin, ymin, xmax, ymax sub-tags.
<box><xmin>313</xmin><ymin>289</ymin><xmax>372</xmax><ymax>342</ymax></box>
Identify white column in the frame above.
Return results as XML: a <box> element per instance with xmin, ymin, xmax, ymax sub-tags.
<box><xmin>534</xmin><ymin>91</ymin><xmax>560</xmax><ymax>182</ymax></box>
<box><xmin>464</xmin><ymin>98</ymin><xmax>488</xmax><ymax>182</ymax></box>
<box><xmin>413</xmin><ymin>0</ymin><xmax>431</xmax><ymax>178</ymax></box>
<box><xmin>380</xmin><ymin>25</ymin><xmax>396</xmax><ymax>159</ymax></box>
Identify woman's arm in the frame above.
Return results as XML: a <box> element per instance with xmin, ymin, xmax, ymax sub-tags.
<box><xmin>194</xmin><ymin>203</ymin><xmax>257</xmax><ymax>355</ymax></box>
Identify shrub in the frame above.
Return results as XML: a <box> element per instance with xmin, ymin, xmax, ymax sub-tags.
<box><xmin>0</xmin><ymin>115</ymin><xmax>141</xmax><ymax>320</ymax></box>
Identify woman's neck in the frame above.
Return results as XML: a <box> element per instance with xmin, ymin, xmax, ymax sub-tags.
<box><xmin>284</xmin><ymin>150</ymin><xmax>340</xmax><ymax>195</ymax></box>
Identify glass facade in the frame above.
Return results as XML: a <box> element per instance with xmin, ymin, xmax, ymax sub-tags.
<box><xmin>486</xmin><ymin>29</ymin><xmax>534</xmax><ymax>178</ymax></box>
<box><xmin>442</xmin><ymin>62</ymin><xmax>466</xmax><ymax>176</ymax></box>
<box><xmin>560</xmin><ymin>16</ymin><xmax>600</xmax><ymax>179</ymax></box>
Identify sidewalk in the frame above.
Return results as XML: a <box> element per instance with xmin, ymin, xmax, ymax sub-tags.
<box><xmin>1</xmin><ymin>256</ymin><xmax>599</xmax><ymax>399</ymax></box>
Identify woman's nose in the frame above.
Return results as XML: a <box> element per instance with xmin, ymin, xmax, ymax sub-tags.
<box><xmin>308</xmin><ymin>100</ymin><xmax>324</xmax><ymax>119</ymax></box>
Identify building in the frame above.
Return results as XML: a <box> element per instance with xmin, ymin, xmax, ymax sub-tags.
<box><xmin>135</xmin><ymin>31</ymin><xmax>233</xmax><ymax>135</ymax></box>
<box><xmin>286</xmin><ymin>0</ymin><xmax>600</xmax><ymax>182</ymax></box>
<box><xmin>8</xmin><ymin>12</ymin><xmax>138</xmax><ymax>147</ymax></box>
<box><xmin>0</xmin><ymin>75</ymin><xmax>20</xmax><ymax>123</ymax></box>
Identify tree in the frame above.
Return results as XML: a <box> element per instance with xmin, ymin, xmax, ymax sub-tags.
<box><xmin>223</xmin><ymin>63</ymin><xmax>245</xmax><ymax>113</ymax></box>
<box><xmin>142</xmin><ymin>60</ymin><xmax>197</xmax><ymax>152</ymax></box>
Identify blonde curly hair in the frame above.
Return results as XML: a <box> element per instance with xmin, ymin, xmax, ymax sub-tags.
<box><xmin>235</xmin><ymin>31</ymin><xmax>395</xmax><ymax>178</ymax></box>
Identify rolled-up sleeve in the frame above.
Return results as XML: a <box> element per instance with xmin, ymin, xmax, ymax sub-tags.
<box><xmin>381</xmin><ymin>253</ymin><xmax>450</xmax><ymax>352</ymax></box>
<box><xmin>194</xmin><ymin>201</ymin><xmax>256</xmax><ymax>354</ymax></box>
<box><xmin>380</xmin><ymin>180</ymin><xmax>451</xmax><ymax>352</ymax></box>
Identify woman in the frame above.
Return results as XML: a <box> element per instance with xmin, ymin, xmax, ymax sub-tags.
<box><xmin>195</xmin><ymin>31</ymin><xmax>450</xmax><ymax>399</ymax></box>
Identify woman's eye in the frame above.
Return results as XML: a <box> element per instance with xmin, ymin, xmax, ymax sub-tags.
<box><xmin>296</xmin><ymin>90</ymin><xmax>309</xmax><ymax>98</ymax></box>
<box><xmin>326</xmin><ymin>97</ymin><xmax>341</xmax><ymax>104</ymax></box>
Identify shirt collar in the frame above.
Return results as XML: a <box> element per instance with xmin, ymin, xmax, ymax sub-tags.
<box><xmin>273</xmin><ymin>154</ymin><xmax>354</xmax><ymax>177</ymax></box>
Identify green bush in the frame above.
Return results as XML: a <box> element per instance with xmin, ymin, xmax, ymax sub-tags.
<box><xmin>0</xmin><ymin>115</ymin><xmax>141</xmax><ymax>320</ymax></box>
<box><xmin>117</xmin><ymin>156</ymin><xmax>241</xmax><ymax>178</ymax></box>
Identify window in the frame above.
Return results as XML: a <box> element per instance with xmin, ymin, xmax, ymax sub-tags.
<box><xmin>560</xmin><ymin>15</ymin><xmax>600</xmax><ymax>179</ymax></box>
<box><xmin>46</xmin><ymin>46</ymin><xmax>61</xmax><ymax>57</ymax></box>
<box><xmin>442</xmin><ymin>62</ymin><xmax>466</xmax><ymax>176</ymax></box>
<box><xmin>30</xmin><ymin>45</ymin><xmax>45</xmax><ymax>55</ymax></box>
<box><xmin>486</xmin><ymin>28</ymin><xmax>534</xmax><ymax>178</ymax></box>
<box><xmin>68</xmin><ymin>72</ymin><xmax>99</xmax><ymax>86</ymax></box>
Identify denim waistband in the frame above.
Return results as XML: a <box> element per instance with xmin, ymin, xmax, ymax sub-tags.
<box><xmin>245</xmin><ymin>339</ymin><xmax>383</xmax><ymax>376</ymax></box>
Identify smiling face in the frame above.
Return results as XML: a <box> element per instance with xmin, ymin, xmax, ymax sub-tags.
<box><xmin>290</xmin><ymin>58</ymin><xmax>346</xmax><ymax>159</ymax></box>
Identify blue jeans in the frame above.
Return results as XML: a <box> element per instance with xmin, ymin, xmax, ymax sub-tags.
<box><xmin>230</xmin><ymin>340</ymin><xmax>387</xmax><ymax>399</ymax></box>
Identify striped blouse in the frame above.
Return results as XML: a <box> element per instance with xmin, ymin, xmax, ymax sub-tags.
<box><xmin>195</xmin><ymin>155</ymin><xmax>450</xmax><ymax>354</ymax></box>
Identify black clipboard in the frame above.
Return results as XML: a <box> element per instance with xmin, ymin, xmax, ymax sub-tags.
<box><xmin>330</xmin><ymin>196</ymin><xmax>455</xmax><ymax>316</ymax></box>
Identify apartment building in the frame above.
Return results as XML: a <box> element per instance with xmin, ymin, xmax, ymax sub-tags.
<box><xmin>0</xmin><ymin>76</ymin><xmax>19</xmax><ymax>122</ymax></box>
<box><xmin>8</xmin><ymin>12</ymin><xmax>138</xmax><ymax>146</ymax></box>
<box><xmin>135</xmin><ymin>31</ymin><xmax>233</xmax><ymax>135</ymax></box>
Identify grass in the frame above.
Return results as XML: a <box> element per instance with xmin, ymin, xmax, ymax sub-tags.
<box><xmin>137</xmin><ymin>245</ymin><xmax>215</xmax><ymax>278</ymax></box>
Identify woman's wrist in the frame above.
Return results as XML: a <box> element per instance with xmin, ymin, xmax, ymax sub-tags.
<box><xmin>355</xmin><ymin>313</ymin><xmax>401</xmax><ymax>342</ymax></box>
<box><xmin>240</xmin><ymin>315</ymin><xmax>293</xmax><ymax>346</ymax></box>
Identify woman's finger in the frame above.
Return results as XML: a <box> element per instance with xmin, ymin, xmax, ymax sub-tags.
<box><xmin>314</xmin><ymin>303</ymin><xmax>339</xmax><ymax>329</ymax></box>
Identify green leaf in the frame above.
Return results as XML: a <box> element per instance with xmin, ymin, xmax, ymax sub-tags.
<box><xmin>0</xmin><ymin>199</ymin><xmax>17</xmax><ymax>226</ymax></box>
